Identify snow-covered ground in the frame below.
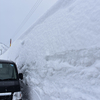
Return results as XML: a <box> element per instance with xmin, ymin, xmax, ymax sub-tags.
<box><xmin>1</xmin><ymin>0</ymin><xmax>100</xmax><ymax>100</ymax></box>
<box><xmin>0</xmin><ymin>43</ymin><xmax>8</xmax><ymax>55</ymax></box>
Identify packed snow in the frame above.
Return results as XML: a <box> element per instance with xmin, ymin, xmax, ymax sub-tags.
<box><xmin>1</xmin><ymin>0</ymin><xmax>100</xmax><ymax>100</ymax></box>
<box><xmin>0</xmin><ymin>43</ymin><xmax>8</xmax><ymax>55</ymax></box>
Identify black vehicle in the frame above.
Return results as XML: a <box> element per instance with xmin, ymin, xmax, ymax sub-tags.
<box><xmin>0</xmin><ymin>60</ymin><xmax>23</xmax><ymax>100</ymax></box>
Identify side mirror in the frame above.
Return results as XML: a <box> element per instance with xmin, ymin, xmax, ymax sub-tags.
<box><xmin>19</xmin><ymin>73</ymin><xmax>23</xmax><ymax>80</ymax></box>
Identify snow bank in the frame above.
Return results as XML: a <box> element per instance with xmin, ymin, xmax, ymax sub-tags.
<box><xmin>0</xmin><ymin>43</ymin><xmax>8</xmax><ymax>55</ymax></box>
<box><xmin>1</xmin><ymin>0</ymin><xmax>100</xmax><ymax>100</ymax></box>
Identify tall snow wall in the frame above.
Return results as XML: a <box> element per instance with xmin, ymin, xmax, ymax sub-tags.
<box><xmin>1</xmin><ymin>0</ymin><xmax>100</xmax><ymax>100</ymax></box>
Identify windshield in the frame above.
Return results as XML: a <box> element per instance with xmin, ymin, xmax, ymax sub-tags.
<box><xmin>0</xmin><ymin>63</ymin><xmax>17</xmax><ymax>80</ymax></box>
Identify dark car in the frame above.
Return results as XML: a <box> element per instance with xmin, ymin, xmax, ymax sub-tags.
<box><xmin>0</xmin><ymin>60</ymin><xmax>23</xmax><ymax>100</ymax></box>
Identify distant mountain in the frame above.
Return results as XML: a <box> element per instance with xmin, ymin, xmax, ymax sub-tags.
<box><xmin>0</xmin><ymin>43</ymin><xmax>8</xmax><ymax>55</ymax></box>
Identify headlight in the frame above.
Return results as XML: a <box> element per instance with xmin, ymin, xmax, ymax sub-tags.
<box><xmin>13</xmin><ymin>91</ymin><xmax>22</xmax><ymax>100</ymax></box>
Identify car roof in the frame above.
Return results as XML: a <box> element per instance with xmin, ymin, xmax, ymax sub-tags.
<box><xmin>0</xmin><ymin>59</ymin><xmax>15</xmax><ymax>63</ymax></box>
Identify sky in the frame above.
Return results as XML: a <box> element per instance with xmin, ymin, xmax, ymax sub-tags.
<box><xmin>0</xmin><ymin>0</ymin><xmax>58</xmax><ymax>47</ymax></box>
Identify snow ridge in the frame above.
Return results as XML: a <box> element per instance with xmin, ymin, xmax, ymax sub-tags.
<box><xmin>46</xmin><ymin>48</ymin><xmax>100</xmax><ymax>67</ymax></box>
<box><xmin>0</xmin><ymin>43</ymin><xmax>8</xmax><ymax>55</ymax></box>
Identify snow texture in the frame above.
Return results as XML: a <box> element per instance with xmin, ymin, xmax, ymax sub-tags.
<box><xmin>0</xmin><ymin>43</ymin><xmax>8</xmax><ymax>55</ymax></box>
<box><xmin>1</xmin><ymin>0</ymin><xmax>100</xmax><ymax>100</ymax></box>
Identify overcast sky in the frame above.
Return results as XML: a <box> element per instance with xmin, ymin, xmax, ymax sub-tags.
<box><xmin>0</xmin><ymin>0</ymin><xmax>58</xmax><ymax>47</ymax></box>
